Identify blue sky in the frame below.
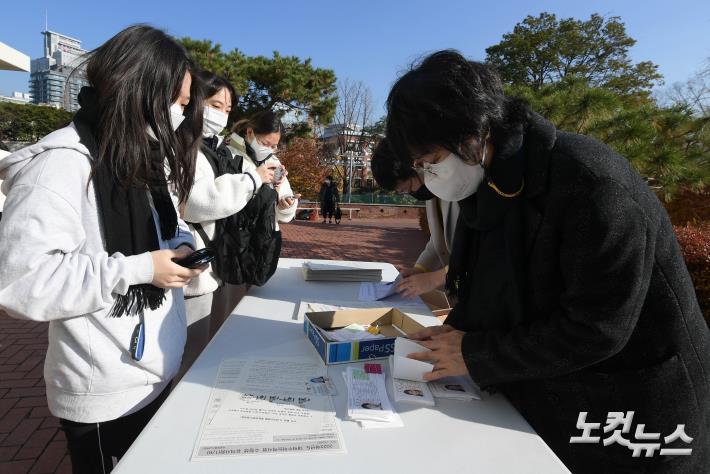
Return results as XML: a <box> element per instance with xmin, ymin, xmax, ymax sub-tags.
<box><xmin>1</xmin><ymin>0</ymin><xmax>709</xmax><ymax>120</ymax></box>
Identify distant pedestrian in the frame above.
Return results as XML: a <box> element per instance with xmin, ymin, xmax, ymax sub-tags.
<box><xmin>319</xmin><ymin>175</ymin><xmax>339</xmax><ymax>223</ymax></box>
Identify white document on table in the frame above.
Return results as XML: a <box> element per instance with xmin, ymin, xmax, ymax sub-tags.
<box><xmin>343</xmin><ymin>366</ymin><xmax>401</xmax><ymax>428</ymax></box>
<box><xmin>391</xmin><ymin>337</ymin><xmax>434</xmax><ymax>382</ymax></box>
<box><xmin>191</xmin><ymin>358</ymin><xmax>345</xmax><ymax>460</ymax></box>
<box><xmin>342</xmin><ymin>372</ymin><xmax>404</xmax><ymax>429</ymax></box>
<box><xmin>358</xmin><ymin>274</ymin><xmax>402</xmax><ymax>301</ymax></box>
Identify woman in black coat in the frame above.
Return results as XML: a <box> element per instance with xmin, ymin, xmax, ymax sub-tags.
<box><xmin>319</xmin><ymin>176</ymin><xmax>339</xmax><ymax>223</ymax></box>
<box><xmin>382</xmin><ymin>50</ymin><xmax>710</xmax><ymax>473</ymax></box>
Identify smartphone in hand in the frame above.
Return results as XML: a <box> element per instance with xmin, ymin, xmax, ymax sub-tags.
<box><xmin>173</xmin><ymin>248</ymin><xmax>216</xmax><ymax>269</ymax></box>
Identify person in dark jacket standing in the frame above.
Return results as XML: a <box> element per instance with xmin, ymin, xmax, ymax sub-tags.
<box><xmin>319</xmin><ymin>176</ymin><xmax>339</xmax><ymax>223</ymax></box>
<box><xmin>379</xmin><ymin>50</ymin><xmax>710</xmax><ymax>474</ymax></box>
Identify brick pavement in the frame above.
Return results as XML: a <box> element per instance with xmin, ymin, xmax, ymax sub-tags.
<box><xmin>0</xmin><ymin>216</ymin><xmax>427</xmax><ymax>473</ymax></box>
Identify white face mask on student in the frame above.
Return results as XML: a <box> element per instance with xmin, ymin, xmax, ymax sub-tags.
<box><xmin>422</xmin><ymin>152</ymin><xmax>486</xmax><ymax>202</ymax></box>
<box><xmin>249</xmin><ymin>136</ymin><xmax>275</xmax><ymax>162</ymax></box>
<box><xmin>169</xmin><ymin>102</ymin><xmax>186</xmax><ymax>131</ymax></box>
<box><xmin>147</xmin><ymin>102</ymin><xmax>185</xmax><ymax>140</ymax></box>
<box><xmin>202</xmin><ymin>106</ymin><xmax>228</xmax><ymax>137</ymax></box>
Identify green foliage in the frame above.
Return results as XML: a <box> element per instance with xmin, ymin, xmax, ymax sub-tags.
<box><xmin>494</xmin><ymin>12</ymin><xmax>709</xmax><ymax>199</ymax></box>
<box><xmin>486</xmin><ymin>13</ymin><xmax>662</xmax><ymax>96</ymax></box>
<box><xmin>509</xmin><ymin>78</ymin><xmax>709</xmax><ymax>199</ymax></box>
<box><xmin>179</xmin><ymin>38</ymin><xmax>337</xmax><ymax>129</ymax></box>
<box><xmin>0</xmin><ymin>102</ymin><xmax>73</xmax><ymax>142</ymax></box>
<box><xmin>363</xmin><ymin>116</ymin><xmax>386</xmax><ymax>137</ymax></box>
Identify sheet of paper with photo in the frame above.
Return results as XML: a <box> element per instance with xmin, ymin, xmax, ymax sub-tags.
<box><xmin>191</xmin><ymin>358</ymin><xmax>345</xmax><ymax>460</ymax></box>
<box><xmin>388</xmin><ymin>356</ymin><xmax>435</xmax><ymax>406</ymax></box>
<box><xmin>342</xmin><ymin>372</ymin><xmax>404</xmax><ymax>429</ymax></box>
<box><xmin>345</xmin><ymin>366</ymin><xmax>396</xmax><ymax>423</ymax></box>
<box><xmin>429</xmin><ymin>375</ymin><xmax>482</xmax><ymax>401</ymax></box>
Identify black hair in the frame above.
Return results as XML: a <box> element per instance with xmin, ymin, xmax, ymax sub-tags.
<box><xmin>231</xmin><ymin>109</ymin><xmax>285</xmax><ymax>138</ymax></box>
<box><xmin>84</xmin><ymin>24</ymin><xmax>204</xmax><ymax>203</ymax></box>
<box><xmin>386</xmin><ymin>49</ymin><xmax>530</xmax><ymax>166</ymax></box>
<box><xmin>371</xmin><ymin>137</ymin><xmax>416</xmax><ymax>190</ymax></box>
<box><xmin>198</xmin><ymin>69</ymin><xmax>237</xmax><ymax>112</ymax></box>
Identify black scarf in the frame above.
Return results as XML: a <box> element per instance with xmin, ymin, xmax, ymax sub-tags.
<box><xmin>445</xmin><ymin>125</ymin><xmax>527</xmax><ymax>332</ymax></box>
<box><xmin>73</xmin><ymin>87</ymin><xmax>178</xmax><ymax>317</ymax></box>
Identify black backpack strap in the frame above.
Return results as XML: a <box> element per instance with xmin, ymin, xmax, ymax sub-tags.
<box><xmin>200</xmin><ymin>144</ymin><xmax>221</xmax><ymax>177</ymax></box>
<box><xmin>191</xmin><ymin>222</ymin><xmax>212</xmax><ymax>249</ymax></box>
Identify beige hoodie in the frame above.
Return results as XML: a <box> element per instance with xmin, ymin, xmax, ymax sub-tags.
<box><xmin>0</xmin><ymin>124</ymin><xmax>194</xmax><ymax>422</ymax></box>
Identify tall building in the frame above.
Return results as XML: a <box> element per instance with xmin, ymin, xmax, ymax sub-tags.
<box><xmin>29</xmin><ymin>31</ymin><xmax>88</xmax><ymax>111</ymax></box>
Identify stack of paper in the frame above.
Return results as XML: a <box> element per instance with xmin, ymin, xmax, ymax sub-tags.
<box><xmin>343</xmin><ymin>364</ymin><xmax>402</xmax><ymax>429</ymax></box>
<box><xmin>429</xmin><ymin>376</ymin><xmax>482</xmax><ymax>401</ymax></box>
<box><xmin>302</xmin><ymin>262</ymin><xmax>382</xmax><ymax>282</ymax></box>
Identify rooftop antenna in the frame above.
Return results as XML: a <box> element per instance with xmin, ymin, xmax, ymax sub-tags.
<box><xmin>43</xmin><ymin>9</ymin><xmax>50</xmax><ymax>57</ymax></box>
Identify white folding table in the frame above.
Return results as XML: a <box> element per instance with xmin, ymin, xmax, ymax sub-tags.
<box><xmin>114</xmin><ymin>258</ymin><xmax>569</xmax><ymax>473</ymax></box>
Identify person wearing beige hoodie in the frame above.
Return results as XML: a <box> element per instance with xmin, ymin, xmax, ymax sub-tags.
<box><xmin>0</xmin><ymin>26</ymin><xmax>206</xmax><ymax>473</ymax></box>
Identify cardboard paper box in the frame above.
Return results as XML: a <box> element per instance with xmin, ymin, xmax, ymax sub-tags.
<box><xmin>304</xmin><ymin>308</ymin><xmax>425</xmax><ymax>365</ymax></box>
<box><xmin>420</xmin><ymin>290</ymin><xmax>452</xmax><ymax>321</ymax></box>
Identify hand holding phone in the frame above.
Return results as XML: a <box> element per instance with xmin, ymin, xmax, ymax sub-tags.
<box><xmin>150</xmin><ymin>247</ymin><xmax>208</xmax><ymax>289</ymax></box>
<box><xmin>172</xmin><ymin>248</ymin><xmax>216</xmax><ymax>269</ymax></box>
<box><xmin>278</xmin><ymin>193</ymin><xmax>301</xmax><ymax>210</ymax></box>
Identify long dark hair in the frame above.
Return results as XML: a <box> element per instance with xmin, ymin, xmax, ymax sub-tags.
<box><xmin>84</xmin><ymin>24</ymin><xmax>204</xmax><ymax>203</ymax></box>
<box><xmin>231</xmin><ymin>110</ymin><xmax>285</xmax><ymax>138</ymax></box>
<box><xmin>386</xmin><ymin>50</ymin><xmax>530</xmax><ymax>165</ymax></box>
<box><xmin>198</xmin><ymin>70</ymin><xmax>237</xmax><ymax>112</ymax></box>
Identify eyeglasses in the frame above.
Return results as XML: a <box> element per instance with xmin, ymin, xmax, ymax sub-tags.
<box><xmin>412</xmin><ymin>163</ymin><xmax>437</xmax><ymax>177</ymax></box>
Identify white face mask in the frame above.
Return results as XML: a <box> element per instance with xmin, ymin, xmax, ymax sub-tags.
<box><xmin>422</xmin><ymin>153</ymin><xmax>486</xmax><ymax>202</ymax></box>
<box><xmin>170</xmin><ymin>102</ymin><xmax>186</xmax><ymax>131</ymax></box>
<box><xmin>146</xmin><ymin>102</ymin><xmax>186</xmax><ymax>140</ymax></box>
<box><xmin>249</xmin><ymin>135</ymin><xmax>275</xmax><ymax>163</ymax></box>
<box><xmin>203</xmin><ymin>106</ymin><xmax>228</xmax><ymax>137</ymax></box>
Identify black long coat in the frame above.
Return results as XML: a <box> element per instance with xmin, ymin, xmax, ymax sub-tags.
<box><xmin>319</xmin><ymin>183</ymin><xmax>339</xmax><ymax>214</ymax></box>
<box><xmin>447</xmin><ymin>113</ymin><xmax>710</xmax><ymax>473</ymax></box>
